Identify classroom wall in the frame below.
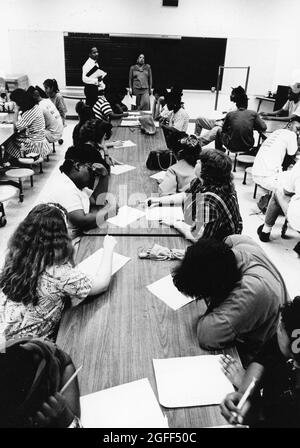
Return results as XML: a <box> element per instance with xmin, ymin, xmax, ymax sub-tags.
<box><xmin>1</xmin><ymin>0</ymin><xmax>300</xmax><ymax>94</ymax></box>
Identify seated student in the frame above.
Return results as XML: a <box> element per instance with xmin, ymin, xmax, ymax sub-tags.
<box><xmin>220</xmin><ymin>298</ymin><xmax>300</xmax><ymax>428</ymax></box>
<box><xmin>40</xmin><ymin>149</ymin><xmax>114</xmax><ymax>239</ymax></box>
<box><xmin>252</xmin><ymin>118</ymin><xmax>300</xmax><ymax>192</ymax></box>
<box><xmin>72</xmin><ymin>101</ymin><xmax>95</xmax><ymax>147</ymax></box>
<box><xmin>260</xmin><ymin>83</ymin><xmax>300</xmax><ymax>122</ymax></box>
<box><xmin>257</xmin><ymin>158</ymin><xmax>300</xmax><ymax>243</ymax></box>
<box><xmin>0</xmin><ymin>203</ymin><xmax>117</xmax><ymax>340</ymax></box>
<box><xmin>152</xmin><ymin>86</ymin><xmax>168</xmax><ymax>120</ymax></box>
<box><xmin>27</xmin><ymin>85</ymin><xmax>64</xmax><ymax>144</ymax></box>
<box><xmin>148</xmin><ymin>149</ymin><xmax>242</xmax><ymax>242</ymax></box>
<box><xmin>43</xmin><ymin>79</ymin><xmax>67</xmax><ymax>126</ymax></box>
<box><xmin>0</xmin><ymin>338</ymin><xmax>81</xmax><ymax>428</ymax></box>
<box><xmin>4</xmin><ymin>88</ymin><xmax>50</xmax><ymax>163</ymax></box>
<box><xmin>43</xmin><ymin>79</ymin><xmax>67</xmax><ymax>144</ymax></box>
<box><xmin>194</xmin><ymin>86</ymin><xmax>246</xmax><ymax>147</ymax></box>
<box><xmin>105</xmin><ymin>86</ymin><xmax>128</xmax><ymax>114</ymax></box>
<box><xmin>77</xmin><ymin>119</ymin><xmax>113</xmax><ymax>169</ymax></box>
<box><xmin>158</xmin><ymin>136</ymin><xmax>200</xmax><ymax>195</ymax></box>
<box><xmin>215</xmin><ymin>93</ymin><xmax>267</xmax><ymax>153</ymax></box>
<box><xmin>93</xmin><ymin>85</ymin><xmax>129</xmax><ymax>122</ymax></box>
<box><xmin>156</xmin><ymin>86</ymin><xmax>184</xmax><ymax>122</ymax></box>
<box><xmin>160</xmin><ymin>93</ymin><xmax>189</xmax><ymax>152</ymax></box>
<box><xmin>172</xmin><ymin>235</ymin><xmax>289</xmax><ymax>365</ymax></box>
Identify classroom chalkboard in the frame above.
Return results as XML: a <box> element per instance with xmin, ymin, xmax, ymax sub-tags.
<box><xmin>64</xmin><ymin>33</ymin><xmax>227</xmax><ymax>90</ymax></box>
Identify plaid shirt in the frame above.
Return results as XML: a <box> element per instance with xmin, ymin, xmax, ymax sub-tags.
<box><xmin>184</xmin><ymin>178</ymin><xmax>243</xmax><ymax>240</ymax></box>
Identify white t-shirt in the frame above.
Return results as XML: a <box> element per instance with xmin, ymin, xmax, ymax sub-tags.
<box><xmin>40</xmin><ymin>172</ymin><xmax>93</xmax><ymax>238</ymax></box>
<box><xmin>169</xmin><ymin>108</ymin><xmax>189</xmax><ymax>132</ymax></box>
<box><xmin>39</xmin><ymin>99</ymin><xmax>63</xmax><ymax>139</ymax></box>
<box><xmin>282</xmin><ymin>99</ymin><xmax>300</xmax><ymax>117</ymax></box>
<box><xmin>279</xmin><ymin>159</ymin><xmax>300</xmax><ymax>195</ymax></box>
<box><xmin>252</xmin><ymin>129</ymin><xmax>298</xmax><ymax>178</ymax></box>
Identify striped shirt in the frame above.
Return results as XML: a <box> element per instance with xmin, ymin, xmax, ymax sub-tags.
<box><xmin>93</xmin><ymin>95</ymin><xmax>113</xmax><ymax>121</ymax></box>
<box><xmin>184</xmin><ymin>178</ymin><xmax>243</xmax><ymax>240</ymax></box>
<box><xmin>5</xmin><ymin>105</ymin><xmax>51</xmax><ymax>158</ymax></box>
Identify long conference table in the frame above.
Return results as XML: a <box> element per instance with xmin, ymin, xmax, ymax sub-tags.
<box><xmin>56</xmin><ymin>118</ymin><xmax>241</xmax><ymax>428</ymax></box>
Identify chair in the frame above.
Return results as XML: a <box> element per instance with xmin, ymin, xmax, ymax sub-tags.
<box><xmin>0</xmin><ymin>184</ymin><xmax>19</xmax><ymax>226</ymax></box>
<box><xmin>5</xmin><ymin>168</ymin><xmax>35</xmax><ymax>202</ymax></box>
<box><xmin>18</xmin><ymin>155</ymin><xmax>44</xmax><ymax>174</ymax></box>
<box><xmin>236</xmin><ymin>154</ymin><xmax>256</xmax><ymax>182</ymax></box>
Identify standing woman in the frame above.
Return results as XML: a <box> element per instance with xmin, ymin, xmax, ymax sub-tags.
<box><xmin>129</xmin><ymin>54</ymin><xmax>152</xmax><ymax>111</ymax></box>
<box><xmin>43</xmin><ymin>79</ymin><xmax>68</xmax><ymax>144</ymax></box>
<box><xmin>4</xmin><ymin>88</ymin><xmax>50</xmax><ymax>163</ymax></box>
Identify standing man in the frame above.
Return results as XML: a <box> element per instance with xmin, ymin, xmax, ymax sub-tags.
<box><xmin>129</xmin><ymin>54</ymin><xmax>152</xmax><ymax>111</ymax></box>
<box><xmin>82</xmin><ymin>47</ymin><xmax>106</xmax><ymax>107</ymax></box>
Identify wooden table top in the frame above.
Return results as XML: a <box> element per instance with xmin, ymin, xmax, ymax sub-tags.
<box><xmin>84</xmin><ymin>125</ymin><xmax>181</xmax><ymax>236</ymax></box>
<box><xmin>57</xmin><ymin>235</ymin><xmax>238</xmax><ymax>428</ymax></box>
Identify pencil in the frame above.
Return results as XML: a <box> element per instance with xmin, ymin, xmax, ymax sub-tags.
<box><xmin>237</xmin><ymin>377</ymin><xmax>257</xmax><ymax>410</ymax></box>
<box><xmin>59</xmin><ymin>365</ymin><xmax>83</xmax><ymax>394</ymax></box>
<box><xmin>230</xmin><ymin>377</ymin><xmax>257</xmax><ymax>424</ymax></box>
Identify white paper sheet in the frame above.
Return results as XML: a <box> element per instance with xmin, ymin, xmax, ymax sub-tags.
<box><xmin>145</xmin><ymin>206</ymin><xmax>184</xmax><ymax>222</ymax></box>
<box><xmin>150</xmin><ymin>171</ymin><xmax>166</xmax><ymax>182</ymax></box>
<box><xmin>110</xmin><ymin>164</ymin><xmax>136</xmax><ymax>175</ymax></box>
<box><xmin>107</xmin><ymin>205</ymin><xmax>145</xmax><ymax>228</ymax></box>
<box><xmin>153</xmin><ymin>355</ymin><xmax>235</xmax><ymax>408</ymax></box>
<box><xmin>147</xmin><ymin>274</ymin><xmax>193</xmax><ymax>310</ymax></box>
<box><xmin>77</xmin><ymin>248</ymin><xmax>130</xmax><ymax>279</ymax></box>
<box><xmin>120</xmin><ymin>120</ymin><xmax>140</xmax><ymax>127</ymax></box>
<box><xmin>80</xmin><ymin>378</ymin><xmax>168</xmax><ymax>428</ymax></box>
<box><xmin>106</xmin><ymin>140</ymin><xmax>136</xmax><ymax>149</ymax></box>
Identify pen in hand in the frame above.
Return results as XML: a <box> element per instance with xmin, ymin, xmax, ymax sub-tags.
<box><xmin>230</xmin><ymin>377</ymin><xmax>257</xmax><ymax>425</ymax></box>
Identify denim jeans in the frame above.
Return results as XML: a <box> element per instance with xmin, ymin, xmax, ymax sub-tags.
<box><xmin>265</xmin><ymin>187</ymin><xmax>292</xmax><ymax>227</ymax></box>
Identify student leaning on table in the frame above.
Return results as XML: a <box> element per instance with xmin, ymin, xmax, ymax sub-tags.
<box><xmin>260</xmin><ymin>82</ymin><xmax>300</xmax><ymax>122</ymax></box>
<box><xmin>40</xmin><ymin>147</ymin><xmax>114</xmax><ymax>239</ymax></box>
<box><xmin>0</xmin><ymin>338</ymin><xmax>82</xmax><ymax>428</ymax></box>
<box><xmin>0</xmin><ymin>203</ymin><xmax>117</xmax><ymax>341</ymax></box>
<box><xmin>172</xmin><ymin>235</ymin><xmax>289</xmax><ymax>366</ymax></box>
<box><xmin>220</xmin><ymin>298</ymin><xmax>300</xmax><ymax>428</ymax></box>
<box><xmin>148</xmin><ymin>149</ymin><xmax>242</xmax><ymax>242</ymax></box>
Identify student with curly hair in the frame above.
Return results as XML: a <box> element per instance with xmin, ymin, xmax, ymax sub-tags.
<box><xmin>0</xmin><ymin>338</ymin><xmax>81</xmax><ymax>428</ymax></box>
<box><xmin>0</xmin><ymin>203</ymin><xmax>117</xmax><ymax>340</ymax></box>
<box><xmin>172</xmin><ymin>235</ymin><xmax>289</xmax><ymax>364</ymax></box>
<box><xmin>220</xmin><ymin>297</ymin><xmax>300</xmax><ymax>427</ymax></box>
<box><xmin>148</xmin><ymin>149</ymin><xmax>242</xmax><ymax>242</ymax></box>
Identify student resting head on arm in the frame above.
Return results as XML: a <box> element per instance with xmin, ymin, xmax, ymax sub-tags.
<box><xmin>39</xmin><ymin>146</ymin><xmax>116</xmax><ymax>239</ymax></box>
<box><xmin>0</xmin><ymin>203</ymin><xmax>117</xmax><ymax>340</ymax></box>
<box><xmin>172</xmin><ymin>235</ymin><xmax>289</xmax><ymax>364</ymax></box>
